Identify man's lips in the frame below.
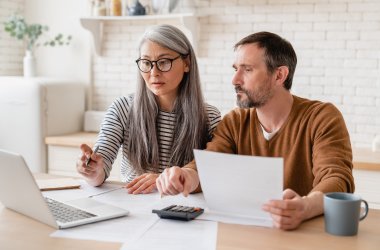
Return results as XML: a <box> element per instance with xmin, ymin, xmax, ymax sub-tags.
<box><xmin>235</xmin><ymin>87</ymin><xmax>245</xmax><ymax>94</ymax></box>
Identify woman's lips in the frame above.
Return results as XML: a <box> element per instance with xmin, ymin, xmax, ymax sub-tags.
<box><xmin>152</xmin><ymin>82</ymin><xmax>164</xmax><ymax>86</ymax></box>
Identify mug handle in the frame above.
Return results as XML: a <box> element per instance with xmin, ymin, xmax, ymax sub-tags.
<box><xmin>360</xmin><ymin>199</ymin><xmax>369</xmax><ymax>221</ymax></box>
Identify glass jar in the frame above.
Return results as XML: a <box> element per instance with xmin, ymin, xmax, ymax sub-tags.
<box><xmin>93</xmin><ymin>0</ymin><xmax>107</xmax><ymax>16</ymax></box>
<box><xmin>110</xmin><ymin>0</ymin><xmax>122</xmax><ymax>16</ymax></box>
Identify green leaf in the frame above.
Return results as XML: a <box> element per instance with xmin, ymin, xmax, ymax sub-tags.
<box><xmin>3</xmin><ymin>13</ymin><xmax>72</xmax><ymax>50</ymax></box>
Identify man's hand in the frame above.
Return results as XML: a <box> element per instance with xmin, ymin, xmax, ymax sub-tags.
<box><xmin>262</xmin><ymin>189</ymin><xmax>323</xmax><ymax>230</ymax></box>
<box><xmin>126</xmin><ymin>173</ymin><xmax>159</xmax><ymax>194</ymax></box>
<box><xmin>156</xmin><ymin>166</ymin><xmax>199</xmax><ymax>197</ymax></box>
<box><xmin>76</xmin><ymin>144</ymin><xmax>105</xmax><ymax>186</ymax></box>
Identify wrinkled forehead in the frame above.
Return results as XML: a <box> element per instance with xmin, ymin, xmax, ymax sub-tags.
<box><xmin>139</xmin><ymin>40</ymin><xmax>176</xmax><ymax>58</ymax></box>
<box><xmin>233</xmin><ymin>43</ymin><xmax>266</xmax><ymax>67</ymax></box>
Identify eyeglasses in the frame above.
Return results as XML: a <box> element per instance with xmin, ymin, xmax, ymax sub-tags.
<box><xmin>135</xmin><ymin>55</ymin><xmax>182</xmax><ymax>73</ymax></box>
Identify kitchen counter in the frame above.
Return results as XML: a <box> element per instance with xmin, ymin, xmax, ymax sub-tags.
<box><xmin>352</xmin><ymin>147</ymin><xmax>380</xmax><ymax>171</ymax></box>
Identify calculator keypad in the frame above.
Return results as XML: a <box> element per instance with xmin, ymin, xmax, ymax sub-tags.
<box><xmin>152</xmin><ymin>205</ymin><xmax>204</xmax><ymax>221</ymax></box>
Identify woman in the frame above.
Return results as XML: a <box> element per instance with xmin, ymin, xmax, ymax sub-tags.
<box><xmin>76</xmin><ymin>24</ymin><xmax>221</xmax><ymax>194</ymax></box>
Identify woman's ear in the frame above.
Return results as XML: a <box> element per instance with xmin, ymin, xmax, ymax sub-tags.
<box><xmin>184</xmin><ymin>56</ymin><xmax>190</xmax><ymax>72</ymax></box>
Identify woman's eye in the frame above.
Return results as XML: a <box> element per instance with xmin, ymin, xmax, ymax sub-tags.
<box><xmin>142</xmin><ymin>61</ymin><xmax>151</xmax><ymax>67</ymax></box>
<box><xmin>158</xmin><ymin>59</ymin><xmax>170</xmax><ymax>67</ymax></box>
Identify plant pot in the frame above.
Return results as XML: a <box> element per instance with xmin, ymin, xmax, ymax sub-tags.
<box><xmin>23</xmin><ymin>50</ymin><xmax>36</xmax><ymax>77</ymax></box>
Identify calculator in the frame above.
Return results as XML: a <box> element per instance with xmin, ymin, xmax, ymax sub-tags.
<box><xmin>152</xmin><ymin>205</ymin><xmax>204</xmax><ymax>221</ymax></box>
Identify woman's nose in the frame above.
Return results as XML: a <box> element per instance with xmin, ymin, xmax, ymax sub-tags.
<box><xmin>150</xmin><ymin>63</ymin><xmax>160</xmax><ymax>75</ymax></box>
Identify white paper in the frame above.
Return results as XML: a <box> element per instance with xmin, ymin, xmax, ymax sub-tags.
<box><xmin>43</xmin><ymin>180</ymin><xmax>122</xmax><ymax>201</ymax></box>
<box><xmin>193</xmin><ymin>149</ymin><xmax>283</xmax><ymax>227</ymax></box>
<box><xmin>50</xmin><ymin>213</ymin><xmax>159</xmax><ymax>243</ymax></box>
<box><xmin>49</xmin><ymin>181</ymin><xmax>160</xmax><ymax>243</ymax></box>
<box><xmin>122</xmin><ymin>219</ymin><xmax>218</xmax><ymax>250</ymax></box>
<box><xmin>49</xmin><ymin>182</ymin><xmax>216</xmax><ymax>245</ymax></box>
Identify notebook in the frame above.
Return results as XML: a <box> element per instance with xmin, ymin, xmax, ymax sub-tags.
<box><xmin>0</xmin><ymin>149</ymin><xmax>129</xmax><ymax>229</ymax></box>
<box><xmin>193</xmin><ymin>149</ymin><xmax>283</xmax><ymax>227</ymax></box>
<box><xmin>36</xmin><ymin>178</ymin><xmax>81</xmax><ymax>191</ymax></box>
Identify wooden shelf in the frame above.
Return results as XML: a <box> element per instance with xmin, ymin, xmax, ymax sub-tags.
<box><xmin>80</xmin><ymin>13</ymin><xmax>199</xmax><ymax>56</ymax></box>
<box><xmin>45</xmin><ymin>132</ymin><xmax>97</xmax><ymax>147</ymax></box>
<box><xmin>353</xmin><ymin>147</ymin><xmax>380</xmax><ymax>171</ymax></box>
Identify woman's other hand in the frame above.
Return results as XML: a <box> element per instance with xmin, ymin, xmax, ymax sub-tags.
<box><xmin>126</xmin><ymin>173</ymin><xmax>159</xmax><ymax>194</ymax></box>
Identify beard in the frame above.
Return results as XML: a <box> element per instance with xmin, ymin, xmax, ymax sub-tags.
<box><xmin>235</xmin><ymin>83</ymin><xmax>274</xmax><ymax>108</ymax></box>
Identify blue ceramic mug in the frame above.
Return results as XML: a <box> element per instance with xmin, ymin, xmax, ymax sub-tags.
<box><xmin>324</xmin><ymin>192</ymin><xmax>369</xmax><ymax>236</ymax></box>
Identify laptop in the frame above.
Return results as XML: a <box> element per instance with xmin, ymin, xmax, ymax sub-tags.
<box><xmin>193</xmin><ymin>149</ymin><xmax>283</xmax><ymax>227</ymax></box>
<box><xmin>0</xmin><ymin>149</ymin><xmax>129</xmax><ymax>229</ymax></box>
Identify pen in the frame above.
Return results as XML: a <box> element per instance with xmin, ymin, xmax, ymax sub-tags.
<box><xmin>88</xmin><ymin>186</ymin><xmax>125</xmax><ymax>198</ymax></box>
<box><xmin>86</xmin><ymin>145</ymin><xmax>99</xmax><ymax>167</ymax></box>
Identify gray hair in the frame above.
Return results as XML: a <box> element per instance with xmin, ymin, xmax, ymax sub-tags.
<box><xmin>127</xmin><ymin>24</ymin><xmax>209</xmax><ymax>174</ymax></box>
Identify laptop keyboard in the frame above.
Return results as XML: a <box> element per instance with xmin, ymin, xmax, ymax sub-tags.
<box><xmin>45</xmin><ymin>197</ymin><xmax>97</xmax><ymax>223</ymax></box>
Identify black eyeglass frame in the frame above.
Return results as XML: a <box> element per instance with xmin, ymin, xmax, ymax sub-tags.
<box><xmin>135</xmin><ymin>54</ymin><xmax>187</xmax><ymax>73</ymax></box>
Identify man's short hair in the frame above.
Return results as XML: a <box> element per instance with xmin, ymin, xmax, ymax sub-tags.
<box><xmin>234</xmin><ymin>32</ymin><xmax>297</xmax><ymax>90</ymax></box>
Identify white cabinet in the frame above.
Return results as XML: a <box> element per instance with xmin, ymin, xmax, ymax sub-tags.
<box><xmin>45</xmin><ymin>132</ymin><xmax>122</xmax><ymax>181</ymax></box>
<box><xmin>80</xmin><ymin>13</ymin><xmax>199</xmax><ymax>56</ymax></box>
<box><xmin>0</xmin><ymin>77</ymin><xmax>85</xmax><ymax>173</ymax></box>
<box><xmin>353</xmin><ymin>169</ymin><xmax>380</xmax><ymax>210</ymax></box>
<box><xmin>352</xmin><ymin>148</ymin><xmax>380</xmax><ymax>210</ymax></box>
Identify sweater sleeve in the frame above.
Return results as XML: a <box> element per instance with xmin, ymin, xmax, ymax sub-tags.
<box><xmin>96</xmin><ymin>95</ymin><xmax>133</xmax><ymax>180</ymax></box>
<box><xmin>310</xmin><ymin>103</ymin><xmax>355</xmax><ymax>193</ymax></box>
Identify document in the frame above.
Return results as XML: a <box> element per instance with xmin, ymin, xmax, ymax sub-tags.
<box><xmin>49</xmin><ymin>182</ymin><xmax>160</xmax><ymax>243</ymax></box>
<box><xmin>49</xmin><ymin>182</ymin><xmax>216</xmax><ymax>246</ymax></box>
<box><xmin>123</xmin><ymin>219</ymin><xmax>217</xmax><ymax>250</ymax></box>
<box><xmin>193</xmin><ymin>149</ymin><xmax>283</xmax><ymax>227</ymax></box>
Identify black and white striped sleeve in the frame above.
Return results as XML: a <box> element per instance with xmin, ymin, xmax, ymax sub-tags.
<box><xmin>205</xmin><ymin>103</ymin><xmax>221</xmax><ymax>137</ymax></box>
<box><xmin>96</xmin><ymin>95</ymin><xmax>133</xmax><ymax>179</ymax></box>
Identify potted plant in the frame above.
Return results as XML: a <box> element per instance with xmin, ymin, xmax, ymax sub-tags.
<box><xmin>3</xmin><ymin>14</ymin><xmax>72</xmax><ymax>77</ymax></box>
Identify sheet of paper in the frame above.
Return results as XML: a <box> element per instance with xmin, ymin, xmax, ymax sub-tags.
<box><xmin>42</xmin><ymin>180</ymin><xmax>122</xmax><ymax>201</ymax></box>
<box><xmin>49</xmin><ymin>181</ymin><xmax>159</xmax><ymax>243</ymax></box>
<box><xmin>122</xmin><ymin>219</ymin><xmax>218</xmax><ymax>250</ymax></box>
<box><xmin>51</xmin><ymin>213</ymin><xmax>159</xmax><ymax>243</ymax></box>
<box><xmin>193</xmin><ymin>149</ymin><xmax>283</xmax><ymax>227</ymax></box>
<box><xmin>49</xmin><ymin>182</ymin><xmax>213</xmax><ymax>244</ymax></box>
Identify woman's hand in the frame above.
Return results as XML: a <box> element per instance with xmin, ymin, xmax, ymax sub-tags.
<box><xmin>126</xmin><ymin>173</ymin><xmax>159</xmax><ymax>194</ymax></box>
<box><xmin>76</xmin><ymin>144</ymin><xmax>105</xmax><ymax>186</ymax></box>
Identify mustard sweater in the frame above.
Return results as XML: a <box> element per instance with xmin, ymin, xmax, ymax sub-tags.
<box><xmin>186</xmin><ymin>95</ymin><xmax>354</xmax><ymax>196</ymax></box>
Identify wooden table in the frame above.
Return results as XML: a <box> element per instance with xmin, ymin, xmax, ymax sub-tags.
<box><xmin>1</xmin><ymin>202</ymin><xmax>379</xmax><ymax>249</ymax></box>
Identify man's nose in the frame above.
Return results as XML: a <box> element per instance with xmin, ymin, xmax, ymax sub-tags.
<box><xmin>232</xmin><ymin>70</ymin><xmax>242</xmax><ymax>86</ymax></box>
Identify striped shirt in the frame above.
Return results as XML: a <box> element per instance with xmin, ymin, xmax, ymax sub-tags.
<box><xmin>96</xmin><ymin>94</ymin><xmax>221</xmax><ymax>183</ymax></box>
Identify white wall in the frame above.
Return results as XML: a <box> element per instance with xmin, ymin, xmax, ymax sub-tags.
<box><xmin>0</xmin><ymin>0</ymin><xmax>379</xmax><ymax>148</ymax></box>
<box><xmin>24</xmin><ymin>0</ymin><xmax>91</xmax><ymax>83</ymax></box>
<box><xmin>0</xmin><ymin>0</ymin><xmax>24</xmax><ymax>75</ymax></box>
<box><xmin>0</xmin><ymin>0</ymin><xmax>91</xmax><ymax>83</ymax></box>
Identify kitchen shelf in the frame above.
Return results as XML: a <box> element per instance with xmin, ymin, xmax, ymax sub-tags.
<box><xmin>80</xmin><ymin>13</ymin><xmax>199</xmax><ymax>56</ymax></box>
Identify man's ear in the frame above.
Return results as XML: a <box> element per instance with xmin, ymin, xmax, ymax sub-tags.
<box><xmin>276</xmin><ymin>66</ymin><xmax>289</xmax><ymax>85</ymax></box>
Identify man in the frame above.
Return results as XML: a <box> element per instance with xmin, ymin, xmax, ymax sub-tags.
<box><xmin>156</xmin><ymin>32</ymin><xmax>354</xmax><ymax>230</ymax></box>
